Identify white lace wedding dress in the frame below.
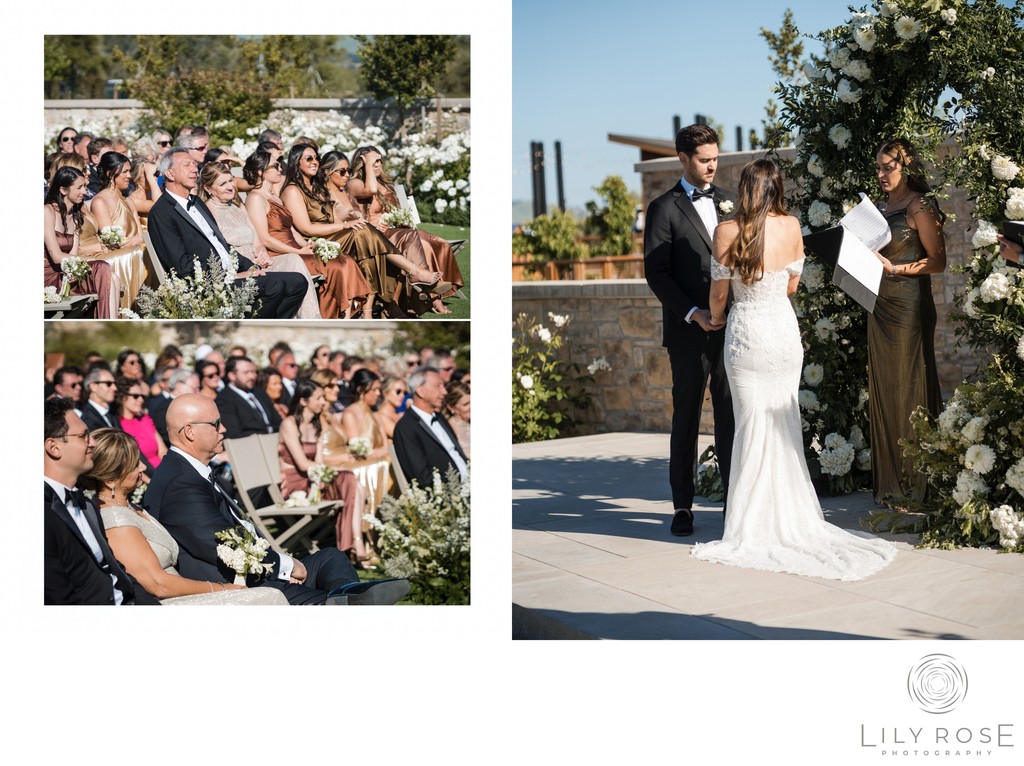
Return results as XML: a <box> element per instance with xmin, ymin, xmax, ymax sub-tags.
<box><xmin>691</xmin><ymin>258</ymin><xmax>897</xmax><ymax>581</ymax></box>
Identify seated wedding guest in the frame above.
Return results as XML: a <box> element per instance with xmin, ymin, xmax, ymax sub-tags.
<box><xmin>199</xmin><ymin>161</ymin><xmax>320</xmax><ymax>319</ymax></box>
<box><xmin>433</xmin><ymin>350</ymin><xmax>457</xmax><ymax>383</ymax></box>
<box><xmin>43</xmin><ymin>398</ymin><xmax>158</xmax><ymax>605</ymax></box>
<box><xmin>147</xmin><ymin>148</ymin><xmax>307</xmax><ymax>318</ymax></box>
<box><xmin>153</xmin><ymin>344</ymin><xmax>183</xmax><ymax>375</ymax></box>
<box><xmin>80</xmin><ymin>367</ymin><xmax>120</xmax><ymax>431</ymax></box>
<box><xmin>43</xmin><ymin>166</ymin><xmax>120</xmax><ymax>318</ymax></box>
<box><xmin>55</xmin><ymin>126</ymin><xmax>78</xmax><ymax>154</ymax></box>
<box><xmin>114</xmin><ymin>349</ymin><xmax>150</xmax><ymax>397</ymax></box>
<box><xmin>268</xmin><ymin>341</ymin><xmax>292</xmax><ymax>369</ymax></box>
<box><xmin>258</xmin><ymin>128</ymin><xmax>283</xmax><ymax>150</ymax></box>
<box><xmin>181</xmin><ymin>126</ymin><xmax>210</xmax><ymax>174</ymax></box>
<box><xmin>83</xmin><ymin>352</ymin><xmax>109</xmax><ymax>374</ymax></box>
<box><xmin>116</xmin><ymin>376</ymin><xmax>166</xmax><ymax>469</ymax></box>
<box><xmin>151</xmin><ymin>368</ymin><xmax>198</xmax><ymax>445</ymax></box>
<box><xmin>340</xmin><ymin>369</ymin><xmax>391</xmax><ymax>563</ymax></box>
<box><xmin>217</xmin><ymin>355</ymin><xmax>280</xmax><ymax>438</ymax></box>
<box><xmin>451</xmin><ymin>368</ymin><xmax>471</xmax><ymax>386</ymax></box>
<box><xmin>280</xmin><ymin>378</ymin><xmax>367</xmax><ymax>562</ymax></box>
<box><xmin>174</xmin><ymin>125</ymin><xmax>193</xmax><ymax>144</ymax></box>
<box><xmin>48</xmin><ymin>151</ymin><xmax>88</xmax><ymax>188</ymax></box>
<box><xmin>145</xmin><ymin>394</ymin><xmax>405</xmax><ymax>604</ymax></box>
<box><xmin>229</xmin><ymin>345</ymin><xmax>247</xmax><ymax>358</ymax></box>
<box><xmin>44</xmin><ymin>152</ymin><xmax>62</xmax><ymax>192</ymax></box>
<box><xmin>152</xmin><ymin>129</ymin><xmax>173</xmax><ymax>157</ymax></box>
<box><xmin>257</xmin><ymin>366</ymin><xmax>288</xmax><ymax>420</ymax></box>
<box><xmin>393</xmin><ymin>367</ymin><xmax>468</xmax><ymax>488</ymax></box>
<box><xmin>196</xmin><ymin>360</ymin><xmax>222</xmax><ymax>401</ymax></box>
<box><xmin>85</xmin><ymin>429</ymin><xmax>286</xmax><ymax>605</ymax></box>
<box><xmin>285</xmin><ymin>145</ymin><xmax>432</xmax><ymax>319</ymax></box>
<box><xmin>110</xmin><ymin>135</ymin><xmax>129</xmax><ymax>155</ymax></box>
<box><xmin>84</xmin><ymin>137</ymin><xmax>113</xmax><ymax>199</ymax></box>
<box><xmin>309</xmin><ymin>344</ymin><xmax>332</xmax><ymax>372</ymax></box>
<box><xmin>349</xmin><ymin>146</ymin><xmax>464</xmax><ymax>315</ymax></box>
<box><xmin>127</xmin><ymin>156</ymin><xmax>162</xmax><ymax>220</ymax></box>
<box><xmin>375</xmin><ymin>374</ymin><xmax>407</xmax><ymax>442</ymax></box>
<box><xmin>51</xmin><ymin>365</ymin><xmax>84</xmax><ymax>406</ymax></box>
<box><xmin>245</xmin><ymin>148</ymin><xmax>371</xmax><ymax>319</ymax></box>
<box><xmin>275</xmin><ymin>350</ymin><xmax>301</xmax><ymax>407</ymax></box>
<box><xmin>335</xmin><ymin>354</ymin><xmax>366</xmax><ymax>411</ymax></box>
<box><xmin>328</xmin><ymin>349</ymin><xmax>346</xmax><ymax>378</ymax></box>
<box><xmin>312</xmin><ymin>369</ymin><xmax>378</xmax><ymax>565</ymax></box>
<box><xmin>73</xmin><ymin>131</ymin><xmax>93</xmax><ymax>160</ymax></box>
<box><xmin>442</xmin><ymin>380</ymin><xmax>471</xmax><ymax>459</ymax></box>
<box><xmin>131</xmin><ymin>136</ymin><xmax>160</xmax><ymax>163</ymax></box>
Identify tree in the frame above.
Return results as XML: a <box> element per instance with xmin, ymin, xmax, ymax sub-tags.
<box><xmin>752</xmin><ymin>9</ymin><xmax>804</xmax><ymax>149</ymax></box>
<box><xmin>239</xmin><ymin>36</ymin><xmax>358</xmax><ymax>98</ymax></box>
<box><xmin>512</xmin><ymin>208</ymin><xmax>588</xmax><ymax>263</ymax></box>
<box><xmin>584</xmin><ymin>176</ymin><xmax>637</xmax><ymax>256</ymax></box>
<box><xmin>44</xmin><ymin>36</ymin><xmax>108</xmax><ymax>99</ymax></box>
<box><xmin>355</xmin><ymin>35</ymin><xmax>457</xmax><ymax>126</ymax></box>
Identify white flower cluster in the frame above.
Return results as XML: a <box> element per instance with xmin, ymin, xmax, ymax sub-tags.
<box><xmin>547</xmin><ymin>312</ymin><xmax>568</xmax><ymax>328</ymax></box>
<box><xmin>808</xmin><ymin>200</ymin><xmax>833</xmax><ymax>228</ymax></box>
<box><xmin>989</xmin><ymin>505</ymin><xmax>1024</xmax><ymax>549</ymax></box>
<box><xmin>798</xmin><ymin>389</ymin><xmax>820</xmax><ymax>412</ymax></box>
<box><xmin>960</xmin><ymin>416</ymin><xmax>989</xmax><ymax>444</ymax></box>
<box><xmin>842</xmin><ymin>58</ymin><xmax>872</xmax><ymax>82</ymax></box>
<box><xmin>1018</xmin><ymin>335</ymin><xmax>1024</xmax><ymax>363</ymax></box>
<box><xmin>1005</xmin><ymin>457</ymin><xmax>1024</xmax><ymax>497</ymax></box>
<box><xmin>1005</xmin><ymin>188</ymin><xmax>1024</xmax><ymax>220</ymax></box>
<box><xmin>587</xmin><ymin>356</ymin><xmax>612</xmax><ymax>375</ymax></box>
<box><xmin>880</xmin><ymin>1</ymin><xmax>898</xmax><ymax>18</ymax></box>
<box><xmin>829</xmin><ymin>125</ymin><xmax>852</xmax><ymax>149</ymax></box>
<box><xmin>853</xmin><ymin>24</ymin><xmax>877</xmax><ymax>52</ymax></box>
<box><xmin>214</xmin><ymin>525</ymin><xmax>272</xmax><ymax>579</ymax></box>
<box><xmin>803</xmin><ymin>363</ymin><xmax>824</xmax><ymax>387</ymax></box>
<box><xmin>895</xmin><ymin>15</ymin><xmax>924</xmax><ymax>40</ymax></box>
<box><xmin>279</xmin><ymin>489</ymin><xmax>309</xmax><ymax>508</ymax></box>
<box><xmin>60</xmin><ymin>255</ymin><xmax>91</xmax><ymax>283</ymax></box>
<box><xmin>310</xmin><ymin>237</ymin><xmax>341</xmax><ymax>263</ymax></box>
<box><xmin>517</xmin><ymin>372</ymin><xmax>534</xmax><ymax>391</ymax></box>
<box><xmin>979</xmin><ymin>272</ymin><xmax>1011</xmax><ymax>302</ymax></box>
<box><xmin>971</xmin><ymin>220</ymin><xmax>998</xmax><ymax>249</ymax></box>
<box><xmin>98</xmin><ymin>225</ymin><xmax>126</xmax><ymax>248</ymax></box>
<box><xmin>307</xmin><ymin>462</ymin><xmax>338</xmax><ymax>486</ymax></box>
<box><xmin>44</xmin><ymin>286</ymin><xmax>61</xmax><ymax>304</ymax></box>
<box><xmin>981</xmin><ymin>66</ymin><xmax>996</xmax><ymax>81</ymax></box>
<box><xmin>348</xmin><ymin>436</ymin><xmax>371</xmax><ymax>459</ymax></box>
<box><xmin>952</xmin><ymin>469</ymin><xmax>988</xmax><ymax>506</ymax></box>
<box><xmin>991</xmin><ymin>155</ymin><xmax>1020</xmax><ymax>181</ymax></box>
<box><xmin>836</xmin><ymin>78</ymin><xmax>862</xmax><ymax>104</ymax></box>
<box><xmin>964</xmin><ymin>444</ymin><xmax>996</xmax><ymax>474</ymax></box>
<box><xmin>819</xmin><ymin>432</ymin><xmax>855</xmax><ymax>476</ymax></box>
<box><xmin>806</xmin><ymin>154</ymin><xmax>825</xmax><ymax>178</ymax></box>
<box><xmin>814</xmin><ymin>316</ymin><xmax>838</xmax><ymax>341</ymax></box>
<box><xmin>940</xmin><ymin>8</ymin><xmax>957</xmax><ymax>25</ymax></box>
<box><xmin>801</xmin><ymin>260</ymin><xmax>824</xmax><ymax>290</ymax></box>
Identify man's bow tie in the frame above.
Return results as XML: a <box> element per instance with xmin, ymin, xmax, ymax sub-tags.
<box><xmin>430</xmin><ymin>414</ymin><xmax>440</xmax><ymax>424</ymax></box>
<box><xmin>691</xmin><ymin>187</ymin><xmax>715</xmax><ymax>201</ymax></box>
<box><xmin>186</xmin><ymin>195</ymin><xmax>197</xmax><ymax>210</ymax></box>
<box><xmin>68</xmin><ymin>488</ymin><xmax>88</xmax><ymax>510</ymax></box>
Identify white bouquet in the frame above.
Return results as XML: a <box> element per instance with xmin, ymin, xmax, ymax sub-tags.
<box><xmin>60</xmin><ymin>255</ymin><xmax>91</xmax><ymax>283</ymax></box>
<box><xmin>348</xmin><ymin>436</ymin><xmax>371</xmax><ymax>459</ymax></box>
<box><xmin>44</xmin><ymin>286</ymin><xmax>62</xmax><ymax>304</ymax></box>
<box><xmin>98</xmin><ymin>225</ymin><xmax>126</xmax><ymax>248</ymax></box>
<box><xmin>381</xmin><ymin>206</ymin><xmax>416</xmax><ymax>229</ymax></box>
<box><xmin>310</xmin><ymin>237</ymin><xmax>341</xmax><ymax>264</ymax></box>
<box><xmin>306</xmin><ymin>462</ymin><xmax>338</xmax><ymax>503</ymax></box>
<box><xmin>214</xmin><ymin>525</ymin><xmax>272</xmax><ymax>585</ymax></box>
<box><xmin>279</xmin><ymin>490</ymin><xmax>310</xmax><ymax>508</ymax></box>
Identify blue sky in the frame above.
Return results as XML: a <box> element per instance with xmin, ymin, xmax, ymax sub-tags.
<box><xmin>512</xmin><ymin>0</ymin><xmax>874</xmax><ymax>210</ymax></box>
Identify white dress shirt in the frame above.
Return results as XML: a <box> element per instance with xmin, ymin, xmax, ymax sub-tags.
<box><xmin>169</xmin><ymin>446</ymin><xmax>294</xmax><ymax>580</ymax></box>
<box><xmin>86</xmin><ymin>399</ymin><xmax>114</xmax><ymax>427</ymax></box>
<box><xmin>165</xmin><ymin>190</ymin><xmax>235</xmax><ymax>280</ymax></box>
<box><xmin>679</xmin><ymin>174</ymin><xmax>720</xmax><ymax>323</ymax></box>
<box><xmin>409</xmin><ymin>404</ymin><xmax>468</xmax><ymax>481</ymax></box>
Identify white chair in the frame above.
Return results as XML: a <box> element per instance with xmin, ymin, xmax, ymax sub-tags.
<box><xmin>388</xmin><ymin>443</ymin><xmax>410</xmax><ymax>496</ymax></box>
<box><xmin>141</xmin><ymin>229</ymin><xmax>169</xmax><ymax>287</ymax></box>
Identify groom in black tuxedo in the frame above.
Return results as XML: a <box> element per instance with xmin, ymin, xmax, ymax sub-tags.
<box><xmin>147</xmin><ymin>148</ymin><xmax>306</xmax><ymax>319</ymax></box>
<box><xmin>644</xmin><ymin>124</ymin><xmax>735</xmax><ymax>536</ymax></box>
<box><xmin>145</xmin><ymin>394</ymin><xmax>407</xmax><ymax>605</ymax></box>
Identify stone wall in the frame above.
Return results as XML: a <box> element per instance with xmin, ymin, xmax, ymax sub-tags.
<box><xmin>513</xmin><ymin>147</ymin><xmax>986</xmax><ymax>436</ymax></box>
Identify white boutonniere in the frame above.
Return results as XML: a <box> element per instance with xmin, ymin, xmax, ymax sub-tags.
<box><xmin>718</xmin><ymin>200</ymin><xmax>735</xmax><ymax>216</ymax></box>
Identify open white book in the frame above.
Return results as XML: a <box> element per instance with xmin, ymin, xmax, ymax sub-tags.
<box><xmin>803</xmin><ymin>193</ymin><xmax>888</xmax><ymax>313</ymax></box>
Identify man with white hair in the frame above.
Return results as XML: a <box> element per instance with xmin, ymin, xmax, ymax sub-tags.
<box><xmin>393</xmin><ymin>366</ymin><xmax>468</xmax><ymax>488</ymax></box>
<box><xmin>146</xmin><ymin>395</ymin><xmax>408</xmax><ymax>605</ymax></box>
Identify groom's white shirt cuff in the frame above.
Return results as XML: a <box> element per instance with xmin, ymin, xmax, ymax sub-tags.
<box><xmin>171</xmin><ymin>446</ymin><xmax>294</xmax><ymax>581</ymax></box>
<box><xmin>685</xmin><ymin>307</ymin><xmax>698</xmax><ymax>323</ymax></box>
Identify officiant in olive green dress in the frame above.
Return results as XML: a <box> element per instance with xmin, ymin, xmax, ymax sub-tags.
<box><xmin>869</xmin><ymin>138</ymin><xmax>946</xmax><ymax>506</ymax></box>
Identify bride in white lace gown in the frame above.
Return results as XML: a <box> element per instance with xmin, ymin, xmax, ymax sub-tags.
<box><xmin>691</xmin><ymin>160</ymin><xmax>896</xmax><ymax>581</ymax></box>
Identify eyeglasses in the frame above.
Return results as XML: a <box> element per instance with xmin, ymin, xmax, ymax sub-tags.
<box><xmin>334</xmin><ymin>168</ymin><xmax>350</xmax><ymax>176</ymax></box>
<box><xmin>178</xmin><ymin>418</ymin><xmax>222</xmax><ymax>433</ymax></box>
<box><xmin>439</xmin><ymin>366</ymin><xmax>456</xmax><ymax>372</ymax></box>
<box><xmin>301</xmin><ymin>155</ymin><xmax>317</xmax><ymax>163</ymax></box>
<box><xmin>94</xmin><ymin>380</ymin><xmax>116</xmax><ymax>387</ymax></box>
<box><xmin>283</xmin><ymin>362</ymin><xmax>298</xmax><ymax>368</ymax></box>
<box><xmin>157</xmin><ymin>140</ymin><xmax>172</xmax><ymax>147</ymax></box>
<box><xmin>125</xmin><ymin>393</ymin><xmax>146</xmax><ymax>400</ymax></box>
<box><xmin>60</xmin><ymin>135</ymin><xmax>76</xmax><ymax>143</ymax></box>
<box><xmin>406</xmin><ymin>360</ymin><xmax>421</xmax><ymax>367</ymax></box>
<box><xmin>61</xmin><ymin>429</ymin><xmax>91</xmax><ymax>442</ymax></box>
<box><xmin>325</xmin><ymin>382</ymin><xmax>340</xmax><ymax>389</ymax></box>
<box><xmin>392</xmin><ymin>388</ymin><xmax>408</xmax><ymax>396</ymax></box>
<box><xmin>203</xmin><ymin>373</ymin><xmax>220</xmax><ymax>379</ymax></box>
<box><xmin>65</xmin><ymin>381</ymin><xmax>83</xmax><ymax>389</ymax></box>
<box><xmin>124</xmin><ymin>358</ymin><xmax>140</xmax><ymax>365</ymax></box>
<box><xmin>191</xmin><ymin>144</ymin><xmax>208</xmax><ymax>152</ymax></box>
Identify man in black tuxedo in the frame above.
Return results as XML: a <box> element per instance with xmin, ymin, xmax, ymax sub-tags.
<box><xmin>44</xmin><ymin>398</ymin><xmax>158</xmax><ymax>605</ymax></box>
<box><xmin>393</xmin><ymin>367</ymin><xmax>468</xmax><ymax>489</ymax></box>
<box><xmin>146</xmin><ymin>148</ymin><xmax>306</xmax><ymax>319</ymax></box>
<box><xmin>145</xmin><ymin>394</ymin><xmax>407</xmax><ymax>605</ymax></box>
<box><xmin>644</xmin><ymin>124</ymin><xmax>735</xmax><ymax>537</ymax></box>
<box><xmin>80</xmin><ymin>367</ymin><xmax>120</xmax><ymax>431</ymax></box>
<box><xmin>217</xmin><ymin>355</ymin><xmax>280</xmax><ymax>438</ymax></box>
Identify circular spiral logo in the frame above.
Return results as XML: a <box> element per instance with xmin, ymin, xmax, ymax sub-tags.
<box><xmin>907</xmin><ymin>654</ymin><xmax>968</xmax><ymax>714</ymax></box>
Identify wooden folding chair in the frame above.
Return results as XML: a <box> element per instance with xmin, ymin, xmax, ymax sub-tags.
<box><xmin>141</xmin><ymin>229</ymin><xmax>169</xmax><ymax>287</ymax></box>
<box><xmin>388</xmin><ymin>443</ymin><xmax>410</xmax><ymax>496</ymax></box>
<box><xmin>223</xmin><ymin>435</ymin><xmax>339</xmax><ymax>556</ymax></box>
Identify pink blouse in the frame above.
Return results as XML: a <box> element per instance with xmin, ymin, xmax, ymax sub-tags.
<box><xmin>121</xmin><ymin>413</ymin><xmax>162</xmax><ymax>468</ymax></box>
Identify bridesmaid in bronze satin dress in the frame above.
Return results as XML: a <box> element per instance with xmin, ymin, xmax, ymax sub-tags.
<box><xmin>869</xmin><ymin>138</ymin><xmax>945</xmax><ymax>506</ymax></box>
<box><xmin>348</xmin><ymin>145</ymin><xmax>464</xmax><ymax>315</ymax></box>
<box><xmin>244</xmin><ymin>149</ymin><xmax>371</xmax><ymax>319</ymax></box>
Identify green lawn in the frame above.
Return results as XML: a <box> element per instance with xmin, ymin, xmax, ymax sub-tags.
<box><xmin>417</xmin><ymin>223</ymin><xmax>470</xmax><ymax>320</ymax></box>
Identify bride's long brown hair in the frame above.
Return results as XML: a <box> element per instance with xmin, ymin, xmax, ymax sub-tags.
<box><xmin>727</xmin><ymin>159</ymin><xmax>787</xmax><ymax>285</ymax></box>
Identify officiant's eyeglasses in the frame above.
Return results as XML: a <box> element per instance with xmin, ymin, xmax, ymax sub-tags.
<box><xmin>178</xmin><ymin>418</ymin><xmax>222</xmax><ymax>433</ymax></box>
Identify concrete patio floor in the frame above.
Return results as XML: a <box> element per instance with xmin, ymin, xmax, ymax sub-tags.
<box><xmin>513</xmin><ymin>432</ymin><xmax>1024</xmax><ymax>640</ymax></box>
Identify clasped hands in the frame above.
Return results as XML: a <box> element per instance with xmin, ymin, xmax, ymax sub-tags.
<box><xmin>692</xmin><ymin>308</ymin><xmax>726</xmax><ymax>331</ymax></box>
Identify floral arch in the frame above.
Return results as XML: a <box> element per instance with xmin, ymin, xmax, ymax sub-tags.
<box><xmin>776</xmin><ymin>0</ymin><xmax>1024</xmax><ymax>549</ymax></box>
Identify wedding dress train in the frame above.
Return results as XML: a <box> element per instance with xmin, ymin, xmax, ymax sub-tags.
<box><xmin>691</xmin><ymin>258</ymin><xmax>896</xmax><ymax>581</ymax></box>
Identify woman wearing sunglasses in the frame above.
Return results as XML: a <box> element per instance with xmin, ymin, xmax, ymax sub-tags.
<box><xmin>55</xmin><ymin>126</ymin><xmax>78</xmax><ymax>154</ymax></box>
<box><xmin>115</xmin><ymin>376</ymin><xmax>167</xmax><ymax>470</ymax></box>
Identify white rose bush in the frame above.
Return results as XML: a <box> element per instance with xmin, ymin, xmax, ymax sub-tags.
<box><xmin>512</xmin><ymin>312</ymin><xmax>594</xmax><ymax>443</ymax></box>
<box><xmin>776</xmin><ymin>0</ymin><xmax>1024</xmax><ymax>545</ymax></box>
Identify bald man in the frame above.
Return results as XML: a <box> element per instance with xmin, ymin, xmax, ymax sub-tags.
<box><xmin>144</xmin><ymin>395</ymin><xmax>407</xmax><ymax>605</ymax></box>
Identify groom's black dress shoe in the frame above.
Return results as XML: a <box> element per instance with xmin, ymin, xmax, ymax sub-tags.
<box><xmin>324</xmin><ymin>579</ymin><xmax>410</xmax><ymax>605</ymax></box>
<box><xmin>670</xmin><ymin>508</ymin><xmax>695</xmax><ymax>537</ymax></box>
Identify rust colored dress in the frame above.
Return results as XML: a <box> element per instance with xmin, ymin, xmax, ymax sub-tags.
<box><xmin>44</xmin><ymin>230</ymin><xmax>118</xmax><ymax>319</ymax></box>
<box><xmin>277</xmin><ymin>435</ymin><xmax>360</xmax><ymax>548</ymax></box>
<box><xmin>362</xmin><ymin>189</ymin><xmax>464</xmax><ymax>299</ymax></box>
<box><xmin>293</xmin><ymin>185</ymin><xmax>400</xmax><ymax>305</ymax></box>
<box><xmin>265</xmin><ymin>197</ymin><xmax>371</xmax><ymax>318</ymax></box>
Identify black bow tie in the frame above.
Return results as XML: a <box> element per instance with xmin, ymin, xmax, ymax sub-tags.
<box><xmin>186</xmin><ymin>195</ymin><xmax>197</xmax><ymax>210</ymax></box>
<box><xmin>691</xmin><ymin>187</ymin><xmax>715</xmax><ymax>201</ymax></box>
<box><xmin>430</xmin><ymin>414</ymin><xmax>440</xmax><ymax>425</ymax></box>
<box><xmin>68</xmin><ymin>488</ymin><xmax>88</xmax><ymax>510</ymax></box>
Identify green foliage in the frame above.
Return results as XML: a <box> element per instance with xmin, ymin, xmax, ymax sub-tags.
<box><xmin>135</xmin><ymin>256</ymin><xmax>261</xmax><ymax>319</ymax></box>
<box><xmin>512</xmin><ymin>313</ymin><xmax>593</xmax><ymax>443</ymax></box>
<box><xmin>754</xmin><ymin>9</ymin><xmax>804</xmax><ymax>149</ymax></box>
<box><xmin>392</xmin><ymin>317</ymin><xmax>471</xmax><ymax>366</ymax></box>
<box><xmin>355</xmin><ymin>35</ymin><xmax>457</xmax><ymax>120</ymax></box>
<box><xmin>44</xmin><ymin>35</ymin><xmax>108</xmax><ymax>99</ymax></box>
<box><xmin>44</xmin><ymin>323</ymin><xmax>160</xmax><ymax>366</ymax></box>
<box><xmin>238</xmin><ymin>36</ymin><xmax>358</xmax><ymax>99</ymax></box>
<box><xmin>584</xmin><ymin>176</ymin><xmax>637</xmax><ymax>256</ymax></box>
<box><xmin>372</xmin><ymin>466</ymin><xmax>470</xmax><ymax>605</ymax></box>
<box><xmin>129</xmin><ymin>69</ymin><xmax>273</xmax><ymax>145</ymax></box>
<box><xmin>512</xmin><ymin>208</ymin><xmax>588</xmax><ymax>264</ymax></box>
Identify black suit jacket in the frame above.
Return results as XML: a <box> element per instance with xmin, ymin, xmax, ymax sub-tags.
<box><xmin>44</xmin><ymin>483</ymin><xmax>158</xmax><ymax>605</ymax></box>
<box><xmin>147</xmin><ymin>193</ymin><xmax>255</xmax><ymax>278</ymax></box>
<box><xmin>145</xmin><ymin>450</ymin><xmax>283</xmax><ymax>584</ymax></box>
<box><xmin>644</xmin><ymin>182</ymin><xmax>736</xmax><ymax>350</ymax></box>
<box><xmin>393</xmin><ymin>409</ymin><xmax>467</xmax><ymax>489</ymax></box>
<box><xmin>80</xmin><ymin>400</ymin><xmax>120</xmax><ymax>432</ymax></box>
<box><xmin>217</xmin><ymin>386</ymin><xmax>280</xmax><ymax>439</ymax></box>
<box><xmin>148</xmin><ymin>395</ymin><xmax>172</xmax><ymax>445</ymax></box>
